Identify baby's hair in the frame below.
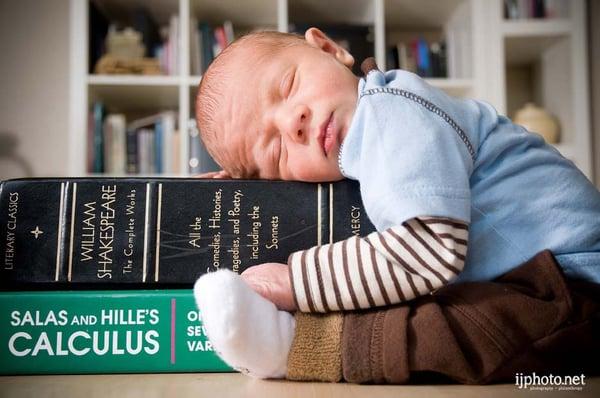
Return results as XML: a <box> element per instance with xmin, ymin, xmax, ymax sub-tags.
<box><xmin>195</xmin><ymin>30</ymin><xmax>306</xmax><ymax>177</ymax></box>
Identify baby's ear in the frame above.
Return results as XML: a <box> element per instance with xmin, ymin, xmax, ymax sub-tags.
<box><xmin>305</xmin><ymin>27</ymin><xmax>354</xmax><ymax>68</ymax></box>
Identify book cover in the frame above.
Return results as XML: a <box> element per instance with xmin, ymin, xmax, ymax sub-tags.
<box><xmin>0</xmin><ymin>178</ymin><xmax>374</xmax><ymax>287</ymax></box>
<box><xmin>0</xmin><ymin>289</ymin><xmax>230</xmax><ymax>374</ymax></box>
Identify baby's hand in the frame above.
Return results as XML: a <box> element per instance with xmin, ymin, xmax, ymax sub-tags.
<box><xmin>241</xmin><ymin>263</ymin><xmax>297</xmax><ymax>312</ymax></box>
<box><xmin>194</xmin><ymin>170</ymin><xmax>231</xmax><ymax>179</ymax></box>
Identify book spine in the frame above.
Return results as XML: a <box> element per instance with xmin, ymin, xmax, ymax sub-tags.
<box><xmin>155</xmin><ymin>120</ymin><xmax>163</xmax><ymax>174</ymax></box>
<box><xmin>200</xmin><ymin>23</ymin><xmax>214</xmax><ymax>73</ymax></box>
<box><xmin>0</xmin><ymin>179</ymin><xmax>374</xmax><ymax>287</ymax></box>
<box><xmin>126</xmin><ymin>129</ymin><xmax>138</xmax><ymax>174</ymax></box>
<box><xmin>93</xmin><ymin>102</ymin><xmax>105</xmax><ymax>173</ymax></box>
<box><xmin>0</xmin><ymin>290</ymin><xmax>231</xmax><ymax>374</ymax></box>
<box><xmin>161</xmin><ymin>112</ymin><xmax>175</xmax><ymax>174</ymax></box>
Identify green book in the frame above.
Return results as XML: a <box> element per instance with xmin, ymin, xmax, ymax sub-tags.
<box><xmin>0</xmin><ymin>289</ymin><xmax>232</xmax><ymax>374</ymax></box>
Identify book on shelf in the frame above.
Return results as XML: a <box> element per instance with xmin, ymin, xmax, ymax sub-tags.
<box><xmin>387</xmin><ymin>38</ymin><xmax>447</xmax><ymax>78</ymax></box>
<box><xmin>190</xmin><ymin>20</ymin><xmax>236</xmax><ymax>75</ymax></box>
<box><xmin>156</xmin><ymin>15</ymin><xmax>180</xmax><ymax>76</ymax></box>
<box><xmin>503</xmin><ymin>0</ymin><xmax>569</xmax><ymax>20</ymax></box>
<box><xmin>92</xmin><ymin>102</ymin><xmax>105</xmax><ymax>173</ymax></box>
<box><xmin>0</xmin><ymin>178</ymin><xmax>374</xmax><ymax>288</ymax></box>
<box><xmin>190</xmin><ymin>17</ymin><xmax>203</xmax><ymax>77</ymax></box>
<box><xmin>103</xmin><ymin>114</ymin><xmax>127</xmax><ymax>175</ymax></box>
<box><xmin>87</xmin><ymin>107</ymin><xmax>179</xmax><ymax>175</ymax></box>
<box><xmin>0</xmin><ymin>289</ymin><xmax>230</xmax><ymax>374</ymax></box>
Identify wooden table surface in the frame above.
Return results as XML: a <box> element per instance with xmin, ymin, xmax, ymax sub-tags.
<box><xmin>1</xmin><ymin>373</ymin><xmax>598</xmax><ymax>398</ymax></box>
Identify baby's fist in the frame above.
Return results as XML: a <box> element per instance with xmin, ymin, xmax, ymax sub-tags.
<box><xmin>241</xmin><ymin>263</ymin><xmax>297</xmax><ymax>312</ymax></box>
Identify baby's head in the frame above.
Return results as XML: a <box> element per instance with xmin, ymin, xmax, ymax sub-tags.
<box><xmin>196</xmin><ymin>28</ymin><xmax>359</xmax><ymax>181</ymax></box>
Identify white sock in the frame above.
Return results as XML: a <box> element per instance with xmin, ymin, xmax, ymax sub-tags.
<box><xmin>193</xmin><ymin>269</ymin><xmax>296</xmax><ymax>379</ymax></box>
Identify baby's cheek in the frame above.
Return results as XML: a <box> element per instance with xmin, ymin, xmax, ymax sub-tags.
<box><xmin>301</xmin><ymin>164</ymin><xmax>343</xmax><ymax>182</ymax></box>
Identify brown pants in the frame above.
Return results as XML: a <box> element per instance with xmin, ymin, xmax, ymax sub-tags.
<box><xmin>286</xmin><ymin>251</ymin><xmax>600</xmax><ymax>384</ymax></box>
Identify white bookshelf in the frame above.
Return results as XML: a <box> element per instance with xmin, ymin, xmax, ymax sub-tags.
<box><xmin>69</xmin><ymin>0</ymin><xmax>592</xmax><ymax>179</ymax></box>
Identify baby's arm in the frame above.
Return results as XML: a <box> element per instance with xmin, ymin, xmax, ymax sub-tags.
<box><xmin>241</xmin><ymin>215</ymin><xmax>468</xmax><ymax>312</ymax></box>
<box><xmin>289</xmin><ymin>216</ymin><xmax>467</xmax><ymax>312</ymax></box>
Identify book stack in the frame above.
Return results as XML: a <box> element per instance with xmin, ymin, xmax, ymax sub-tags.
<box><xmin>190</xmin><ymin>20</ymin><xmax>235</xmax><ymax>75</ymax></box>
<box><xmin>88</xmin><ymin>105</ymin><xmax>179</xmax><ymax>175</ymax></box>
<box><xmin>387</xmin><ymin>38</ymin><xmax>447</xmax><ymax>78</ymax></box>
<box><xmin>0</xmin><ymin>178</ymin><xmax>374</xmax><ymax>374</ymax></box>
<box><xmin>504</xmin><ymin>0</ymin><xmax>569</xmax><ymax>19</ymax></box>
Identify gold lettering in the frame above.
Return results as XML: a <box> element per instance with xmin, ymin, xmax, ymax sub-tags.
<box><xmin>80</xmin><ymin>202</ymin><xmax>96</xmax><ymax>262</ymax></box>
<box><xmin>266</xmin><ymin>216</ymin><xmax>279</xmax><ymax>250</ymax></box>
<box><xmin>350</xmin><ymin>206</ymin><xmax>361</xmax><ymax>237</ymax></box>
<box><xmin>4</xmin><ymin>192</ymin><xmax>19</xmax><ymax>269</ymax></box>
<box><xmin>188</xmin><ymin>217</ymin><xmax>203</xmax><ymax>248</ymax></box>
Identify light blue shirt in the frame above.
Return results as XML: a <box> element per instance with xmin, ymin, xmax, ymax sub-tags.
<box><xmin>340</xmin><ymin>69</ymin><xmax>600</xmax><ymax>283</ymax></box>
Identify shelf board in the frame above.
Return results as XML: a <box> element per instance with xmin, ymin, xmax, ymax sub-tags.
<box><xmin>504</xmin><ymin>34</ymin><xmax>570</xmax><ymax>66</ymax></box>
<box><xmin>89</xmin><ymin>84</ymin><xmax>179</xmax><ymax>112</ymax></box>
<box><xmin>501</xmin><ymin>19</ymin><xmax>571</xmax><ymax>38</ymax></box>
<box><xmin>88</xmin><ymin>75</ymin><xmax>181</xmax><ymax>86</ymax></box>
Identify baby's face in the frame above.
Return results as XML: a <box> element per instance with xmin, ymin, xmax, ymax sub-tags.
<box><xmin>214</xmin><ymin>30</ymin><xmax>359</xmax><ymax>181</ymax></box>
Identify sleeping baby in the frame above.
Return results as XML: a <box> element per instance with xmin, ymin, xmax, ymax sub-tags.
<box><xmin>192</xmin><ymin>28</ymin><xmax>600</xmax><ymax>383</ymax></box>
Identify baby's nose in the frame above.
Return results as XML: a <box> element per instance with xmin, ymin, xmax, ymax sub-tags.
<box><xmin>284</xmin><ymin>104</ymin><xmax>310</xmax><ymax>143</ymax></box>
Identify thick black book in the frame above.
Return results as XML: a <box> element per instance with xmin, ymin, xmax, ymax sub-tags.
<box><xmin>0</xmin><ymin>178</ymin><xmax>374</xmax><ymax>288</ymax></box>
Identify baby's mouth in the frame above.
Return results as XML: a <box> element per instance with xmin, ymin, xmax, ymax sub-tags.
<box><xmin>321</xmin><ymin>113</ymin><xmax>336</xmax><ymax>156</ymax></box>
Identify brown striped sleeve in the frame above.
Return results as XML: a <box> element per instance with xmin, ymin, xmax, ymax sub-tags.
<box><xmin>288</xmin><ymin>216</ymin><xmax>468</xmax><ymax>313</ymax></box>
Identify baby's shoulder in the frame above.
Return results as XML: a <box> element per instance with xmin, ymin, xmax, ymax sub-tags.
<box><xmin>360</xmin><ymin>69</ymin><xmax>430</xmax><ymax>94</ymax></box>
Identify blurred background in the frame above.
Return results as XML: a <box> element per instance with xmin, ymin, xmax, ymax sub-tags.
<box><xmin>0</xmin><ymin>0</ymin><xmax>598</xmax><ymax>186</ymax></box>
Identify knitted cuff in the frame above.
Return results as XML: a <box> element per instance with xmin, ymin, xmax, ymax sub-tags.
<box><xmin>286</xmin><ymin>311</ymin><xmax>343</xmax><ymax>382</ymax></box>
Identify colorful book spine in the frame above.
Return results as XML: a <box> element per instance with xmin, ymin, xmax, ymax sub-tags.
<box><xmin>0</xmin><ymin>289</ymin><xmax>230</xmax><ymax>374</ymax></box>
<box><xmin>0</xmin><ymin>178</ymin><xmax>374</xmax><ymax>287</ymax></box>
